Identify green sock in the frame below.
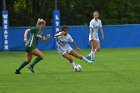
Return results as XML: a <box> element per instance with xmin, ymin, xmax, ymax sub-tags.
<box><xmin>17</xmin><ymin>61</ymin><xmax>29</xmax><ymax>71</ymax></box>
<box><xmin>31</xmin><ymin>56</ymin><xmax>43</xmax><ymax>67</ymax></box>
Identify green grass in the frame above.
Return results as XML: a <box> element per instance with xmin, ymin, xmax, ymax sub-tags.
<box><xmin>0</xmin><ymin>48</ymin><xmax>140</xmax><ymax>93</ymax></box>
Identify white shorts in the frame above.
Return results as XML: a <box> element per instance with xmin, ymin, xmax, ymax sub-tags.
<box><xmin>57</xmin><ymin>46</ymin><xmax>73</xmax><ymax>55</ymax></box>
<box><xmin>89</xmin><ymin>34</ymin><xmax>100</xmax><ymax>42</ymax></box>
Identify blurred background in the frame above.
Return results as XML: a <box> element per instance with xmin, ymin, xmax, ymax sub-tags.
<box><xmin>1</xmin><ymin>1</ymin><xmax>140</xmax><ymax>93</ymax></box>
<box><xmin>0</xmin><ymin>0</ymin><xmax>140</xmax><ymax>51</ymax></box>
<box><xmin>0</xmin><ymin>0</ymin><xmax>140</xmax><ymax>26</ymax></box>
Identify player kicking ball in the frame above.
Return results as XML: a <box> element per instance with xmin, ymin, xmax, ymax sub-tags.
<box><xmin>87</xmin><ymin>11</ymin><xmax>104</xmax><ymax>61</ymax></box>
<box><xmin>55</xmin><ymin>25</ymin><xmax>93</xmax><ymax>72</ymax></box>
<box><xmin>15</xmin><ymin>18</ymin><xmax>50</xmax><ymax>74</ymax></box>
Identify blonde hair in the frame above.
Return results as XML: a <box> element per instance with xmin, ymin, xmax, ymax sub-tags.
<box><xmin>36</xmin><ymin>18</ymin><xmax>46</xmax><ymax>27</ymax></box>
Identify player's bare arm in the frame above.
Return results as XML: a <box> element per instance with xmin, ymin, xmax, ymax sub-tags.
<box><xmin>90</xmin><ymin>27</ymin><xmax>94</xmax><ymax>40</ymax></box>
<box><xmin>72</xmin><ymin>41</ymin><xmax>81</xmax><ymax>52</ymax></box>
<box><xmin>54</xmin><ymin>31</ymin><xmax>66</xmax><ymax>38</ymax></box>
<box><xmin>100</xmin><ymin>27</ymin><xmax>104</xmax><ymax>40</ymax></box>
<box><xmin>24</xmin><ymin>29</ymin><xmax>31</xmax><ymax>42</ymax></box>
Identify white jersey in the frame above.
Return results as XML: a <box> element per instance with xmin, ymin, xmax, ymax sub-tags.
<box><xmin>56</xmin><ymin>32</ymin><xmax>73</xmax><ymax>55</ymax></box>
<box><xmin>89</xmin><ymin>18</ymin><xmax>102</xmax><ymax>41</ymax></box>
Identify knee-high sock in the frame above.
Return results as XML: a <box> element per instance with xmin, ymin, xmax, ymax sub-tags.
<box><xmin>71</xmin><ymin>62</ymin><xmax>76</xmax><ymax>68</ymax></box>
<box><xmin>17</xmin><ymin>61</ymin><xmax>29</xmax><ymax>71</ymax></box>
<box><xmin>88</xmin><ymin>52</ymin><xmax>91</xmax><ymax>56</ymax></box>
<box><xmin>91</xmin><ymin>51</ymin><xmax>95</xmax><ymax>60</ymax></box>
<box><xmin>31</xmin><ymin>56</ymin><xmax>43</xmax><ymax>67</ymax></box>
<box><xmin>82</xmin><ymin>56</ymin><xmax>90</xmax><ymax>63</ymax></box>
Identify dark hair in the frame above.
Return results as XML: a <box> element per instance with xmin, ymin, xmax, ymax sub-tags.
<box><xmin>92</xmin><ymin>11</ymin><xmax>99</xmax><ymax>16</ymax></box>
<box><xmin>61</xmin><ymin>25</ymin><xmax>68</xmax><ymax>31</ymax></box>
<box><xmin>94</xmin><ymin>11</ymin><xmax>99</xmax><ymax>14</ymax></box>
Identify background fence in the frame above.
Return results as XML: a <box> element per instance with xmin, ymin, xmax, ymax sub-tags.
<box><xmin>0</xmin><ymin>24</ymin><xmax>140</xmax><ymax>51</ymax></box>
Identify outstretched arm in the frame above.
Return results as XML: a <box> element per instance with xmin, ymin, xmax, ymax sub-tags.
<box><xmin>72</xmin><ymin>41</ymin><xmax>81</xmax><ymax>52</ymax></box>
<box><xmin>54</xmin><ymin>31</ymin><xmax>66</xmax><ymax>38</ymax></box>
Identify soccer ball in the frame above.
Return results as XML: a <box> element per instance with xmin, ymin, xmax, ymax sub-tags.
<box><xmin>74</xmin><ymin>64</ymin><xmax>82</xmax><ymax>72</ymax></box>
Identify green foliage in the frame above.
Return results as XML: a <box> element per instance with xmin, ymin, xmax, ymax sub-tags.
<box><xmin>1</xmin><ymin>0</ymin><xmax>140</xmax><ymax>26</ymax></box>
<box><xmin>14</xmin><ymin>0</ymin><xmax>26</xmax><ymax>12</ymax></box>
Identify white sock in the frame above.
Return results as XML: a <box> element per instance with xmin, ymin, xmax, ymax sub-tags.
<box><xmin>91</xmin><ymin>51</ymin><xmax>95</xmax><ymax>60</ymax></box>
<box><xmin>82</xmin><ymin>56</ymin><xmax>89</xmax><ymax>63</ymax></box>
<box><xmin>88</xmin><ymin>53</ymin><xmax>91</xmax><ymax>57</ymax></box>
<box><xmin>71</xmin><ymin>62</ymin><xmax>76</xmax><ymax>68</ymax></box>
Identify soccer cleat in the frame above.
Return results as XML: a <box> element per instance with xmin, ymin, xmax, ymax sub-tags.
<box><xmin>87</xmin><ymin>59</ymin><xmax>96</xmax><ymax>63</ymax></box>
<box><xmin>91</xmin><ymin>59</ymin><xmax>96</xmax><ymax>62</ymax></box>
<box><xmin>15</xmin><ymin>69</ymin><xmax>21</xmax><ymax>74</ymax></box>
<box><xmin>88</xmin><ymin>61</ymin><xmax>93</xmax><ymax>64</ymax></box>
<box><xmin>28</xmin><ymin>65</ymin><xmax>34</xmax><ymax>73</ymax></box>
<box><xmin>86</xmin><ymin>55</ymin><xmax>91</xmax><ymax>60</ymax></box>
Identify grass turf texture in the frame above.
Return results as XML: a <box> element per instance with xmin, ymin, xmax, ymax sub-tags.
<box><xmin>0</xmin><ymin>48</ymin><xmax>140</xmax><ymax>93</ymax></box>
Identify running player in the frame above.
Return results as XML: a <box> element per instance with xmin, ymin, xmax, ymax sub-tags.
<box><xmin>15</xmin><ymin>18</ymin><xmax>50</xmax><ymax>74</ymax></box>
<box><xmin>55</xmin><ymin>25</ymin><xmax>92</xmax><ymax>71</ymax></box>
<box><xmin>87</xmin><ymin>11</ymin><xmax>104</xmax><ymax>61</ymax></box>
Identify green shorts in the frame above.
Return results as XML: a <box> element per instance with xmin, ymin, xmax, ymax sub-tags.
<box><xmin>25</xmin><ymin>46</ymin><xmax>35</xmax><ymax>53</ymax></box>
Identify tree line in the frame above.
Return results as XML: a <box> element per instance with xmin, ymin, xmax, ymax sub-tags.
<box><xmin>0</xmin><ymin>0</ymin><xmax>140</xmax><ymax>26</ymax></box>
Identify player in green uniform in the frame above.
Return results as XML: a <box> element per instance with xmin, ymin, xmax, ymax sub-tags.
<box><xmin>15</xmin><ymin>18</ymin><xmax>50</xmax><ymax>74</ymax></box>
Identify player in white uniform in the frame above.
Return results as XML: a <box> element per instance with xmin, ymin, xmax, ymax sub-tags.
<box><xmin>55</xmin><ymin>25</ymin><xmax>92</xmax><ymax>71</ymax></box>
<box><xmin>87</xmin><ymin>11</ymin><xmax>104</xmax><ymax>61</ymax></box>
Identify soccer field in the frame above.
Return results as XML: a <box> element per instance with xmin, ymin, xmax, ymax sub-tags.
<box><xmin>0</xmin><ymin>48</ymin><xmax>140</xmax><ymax>93</ymax></box>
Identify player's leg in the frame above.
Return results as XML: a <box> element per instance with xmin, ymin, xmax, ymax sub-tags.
<box><xmin>90</xmin><ymin>39</ymin><xmax>97</xmax><ymax>60</ymax></box>
<box><xmin>28</xmin><ymin>48</ymin><xmax>44</xmax><ymax>73</ymax></box>
<box><xmin>15</xmin><ymin>52</ymin><xmax>33</xmax><ymax>74</ymax></box>
<box><xmin>63</xmin><ymin>53</ymin><xmax>77</xmax><ymax>69</ymax></box>
<box><xmin>96</xmin><ymin>41</ymin><xmax>100</xmax><ymax>52</ymax></box>
<box><xmin>69</xmin><ymin>50</ymin><xmax>91</xmax><ymax>63</ymax></box>
<box><xmin>87</xmin><ymin>39</ymin><xmax>96</xmax><ymax>60</ymax></box>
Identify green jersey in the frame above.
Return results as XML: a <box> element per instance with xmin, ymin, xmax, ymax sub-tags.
<box><xmin>25</xmin><ymin>27</ymin><xmax>44</xmax><ymax>48</ymax></box>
